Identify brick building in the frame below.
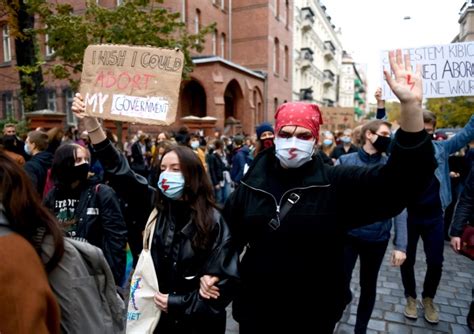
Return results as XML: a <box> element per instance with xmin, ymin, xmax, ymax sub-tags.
<box><xmin>0</xmin><ymin>0</ymin><xmax>292</xmax><ymax>136</ymax></box>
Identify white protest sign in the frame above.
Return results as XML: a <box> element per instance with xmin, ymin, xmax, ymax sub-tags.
<box><xmin>381</xmin><ymin>41</ymin><xmax>474</xmax><ymax>100</ymax></box>
<box><xmin>80</xmin><ymin>45</ymin><xmax>184</xmax><ymax>125</ymax></box>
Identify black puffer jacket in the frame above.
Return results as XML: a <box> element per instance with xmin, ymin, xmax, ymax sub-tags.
<box><xmin>44</xmin><ymin>183</ymin><xmax>127</xmax><ymax>284</ymax></box>
<box><xmin>451</xmin><ymin>163</ymin><xmax>474</xmax><ymax>237</ymax></box>
<box><xmin>223</xmin><ymin>129</ymin><xmax>436</xmax><ymax>333</ymax></box>
<box><xmin>151</xmin><ymin>199</ymin><xmax>239</xmax><ymax>334</ymax></box>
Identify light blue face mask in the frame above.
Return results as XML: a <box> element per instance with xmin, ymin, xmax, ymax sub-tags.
<box><xmin>323</xmin><ymin>139</ymin><xmax>333</xmax><ymax>146</ymax></box>
<box><xmin>24</xmin><ymin>142</ymin><xmax>31</xmax><ymax>156</ymax></box>
<box><xmin>157</xmin><ymin>171</ymin><xmax>185</xmax><ymax>200</ymax></box>
<box><xmin>191</xmin><ymin>141</ymin><xmax>200</xmax><ymax>150</ymax></box>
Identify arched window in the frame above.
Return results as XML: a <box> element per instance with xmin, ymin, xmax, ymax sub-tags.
<box><xmin>194</xmin><ymin>9</ymin><xmax>201</xmax><ymax>34</ymax></box>
<box><xmin>284</xmin><ymin>45</ymin><xmax>289</xmax><ymax>79</ymax></box>
<box><xmin>220</xmin><ymin>33</ymin><xmax>226</xmax><ymax>58</ymax></box>
<box><xmin>212</xmin><ymin>29</ymin><xmax>217</xmax><ymax>55</ymax></box>
<box><xmin>285</xmin><ymin>0</ymin><xmax>289</xmax><ymax>27</ymax></box>
<box><xmin>273</xmin><ymin>38</ymin><xmax>280</xmax><ymax>74</ymax></box>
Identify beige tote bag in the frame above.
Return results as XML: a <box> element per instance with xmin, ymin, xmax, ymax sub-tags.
<box><xmin>126</xmin><ymin>208</ymin><xmax>161</xmax><ymax>333</ymax></box>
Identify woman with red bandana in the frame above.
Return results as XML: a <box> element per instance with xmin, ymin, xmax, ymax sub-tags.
<box><xmin>208</xmin><ymin>50</ymin><xmax>437</xmax><ymax>333</ymax></box>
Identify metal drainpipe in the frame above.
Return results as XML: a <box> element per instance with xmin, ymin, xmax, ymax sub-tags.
<box><xmin>228</xmin><ymin>0</ymin><xmax>232</xmax><ymax>60</ymax></box>
<box><xmin>264</xmin><ymin>72</ymin><xmax>268</xmax><ymax>122</ymax></box>
<box><xmin>182</xmin><ymin>0</ymin><xmax>186</xmax><ymax>23</ymax></box>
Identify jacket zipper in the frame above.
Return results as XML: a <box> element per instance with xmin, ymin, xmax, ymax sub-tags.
<box><xmin>240</xmin><ymin>181</ymin><xmax>331</xmax><ymax>220</ymax></box>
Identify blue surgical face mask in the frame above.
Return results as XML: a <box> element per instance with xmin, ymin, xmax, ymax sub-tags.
<box><xmin>341</xmin><ymin>136</ymin><xmax>351</xmax><ymax>144</ymax></box>
<box><xmin>24</xmin><ymin>142</ymin><xmax>32</xmax><ymax>156</ymax></box>
<box><xmin>191</xmin><ymin>141</ymin><xmax>200</xmax><ymax>150</ymax></box>
<box><xmin>323</xmin><ymin>139</ymin><xmax>333</xmax><ymax>146</ymax></box>
<box><xmin>157</xmin><ymin>171</ymin><xmax>185</xmax><ymax>200</ymax></box>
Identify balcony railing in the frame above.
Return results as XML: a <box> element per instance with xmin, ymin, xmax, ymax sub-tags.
<box><xmin>301</xmin><ymin>7</ymin><xmax>315</xmax><ymax>31</ymax></box>
<box><xmin>300</xmin><ymin>88</ymin><xmax>313</xmax><ymax>101</ymax></box>
<box><xmin>300</xmin><ymin>47</ymin><xmax>314</xmax><ymax>69</ymax></box>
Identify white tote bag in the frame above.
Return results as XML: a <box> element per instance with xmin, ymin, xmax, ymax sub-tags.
<box><xmin>126</xmin><ymin>208</ymin><xmax>161</xmax><ymax>333</ymax></box>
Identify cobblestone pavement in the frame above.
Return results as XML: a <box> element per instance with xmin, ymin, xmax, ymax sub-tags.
<box><xmin>225</xmin><ymin>240</ymin><xmax>474</xmax><ymax>334</ymax></box>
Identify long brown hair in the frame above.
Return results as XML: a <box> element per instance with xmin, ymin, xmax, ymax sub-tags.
<box><xmin>0</xmin><ymin>151</ymin><xmax>64</xmax><ymax>271</ymax></box>
<box><xmin>155</xmin><ymin>145</ymin><xmax>217</xmax><ymax>250</ymax></box>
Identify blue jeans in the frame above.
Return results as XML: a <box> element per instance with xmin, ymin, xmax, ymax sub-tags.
<box><xmin>400</xmin><ymin>214</ymin><xmax>444</xmax><ymax>299</ymax></box>
<box><xmin>215</xmin><ymin>181</ymin><xmax>232</xmax><ymax>206</ymax></box>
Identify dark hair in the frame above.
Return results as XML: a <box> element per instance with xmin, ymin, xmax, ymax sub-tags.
<box><xmin>51</xmin><ymin>144</ymin><xmax>88</xmax><ymax>187</ymax></box>
<box><xmin>155</xmin><ymin>145</ymin><xmax>217</xmax><ymax>250</ymax></box>
<box><xmin>0</xmin><ymin>151</ymin><xmax>64</xmax><ymax>271</ymax></box>
<box><xmin>27</xmin><ymin>130</ymin><xmax>49</xmax><ymax>151</ymax></box>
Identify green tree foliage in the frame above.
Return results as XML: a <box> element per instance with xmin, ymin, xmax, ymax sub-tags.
<box><xmin>30</xmin><ymin>0</ymin><xmax>214</xmax><ymax>90</ymax></box>
<box><xmin>0</xmin><ymin>0</ymin><xmax>47</xmax><ymax>112</ymax></box>
<box><xmin>0</xmin><ymin>117</ymin><xmax>30</xmax><ymax>137</ymax></box>
<box><xmin>425</xmin><ymin>97</ymin><xmax>473</xmax><ymax>128</ymax></box>
<box><xmin>386</xmin><ymin>101</ymin><xmax>401</xmax><ymax>123</ymax></box>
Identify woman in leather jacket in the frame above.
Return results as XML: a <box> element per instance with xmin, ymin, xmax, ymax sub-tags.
<box><xmin>151</xmin><ymin>145</ymin><xmax>239</xmax><ymax>334</ymax></box>
<box><xmin>71</xmin><ymin>96</ymin><xmax>239</xmax><ymax>334</ymax></box>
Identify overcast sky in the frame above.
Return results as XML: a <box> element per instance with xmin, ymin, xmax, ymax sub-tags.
<box><xmin>321</xmin><ymin>0</ymin><xmax>464</xmax><ymax>103</ymax></box>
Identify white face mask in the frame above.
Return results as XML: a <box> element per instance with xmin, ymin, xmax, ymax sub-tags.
<box><xmin>274</xmin><ymin>136</ymin><xmax>316</xmax><ymax>168</ymax></box>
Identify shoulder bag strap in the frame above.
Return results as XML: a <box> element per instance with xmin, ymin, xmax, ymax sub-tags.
<box><xmin>143</xmin><ymin>208</ymin><xmax>159</xmax><ymax>250</ymax></box>
<box><xmin>268</xmin><ymin>192</ymin><xmax>301</xmax><ymax>231</ymax></box>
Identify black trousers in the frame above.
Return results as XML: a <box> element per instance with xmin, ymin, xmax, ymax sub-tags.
<box><xmin>344</xmin><ymin>236</ymin><xmax>389</xmax><ymax>333</ymax></box>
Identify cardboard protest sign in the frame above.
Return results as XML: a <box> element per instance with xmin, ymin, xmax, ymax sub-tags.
<box><xmin>381</xmin><ymin>41</ymin><xmax>474</xmax><ymax>100</ymax></box>
<box><xmin>80</xmin><ymin>45</ymin><xmax>184</xmax><ymax>125</ymax></box>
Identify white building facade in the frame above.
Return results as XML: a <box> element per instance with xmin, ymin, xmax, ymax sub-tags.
<box><xmin>292</xmin><ymin>0</ymin><xmax>343</xmax><ymax>106</ymax></box>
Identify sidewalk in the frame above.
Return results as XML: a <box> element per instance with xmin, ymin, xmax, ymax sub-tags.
<box><xmin>225</xmin><ymin>241</ymin><xmax>474</xmax><ymax>334</ymax></box>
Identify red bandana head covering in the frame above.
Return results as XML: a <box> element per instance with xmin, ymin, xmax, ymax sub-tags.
<box><xmin>274</xmin><ymin>102</ymin><xmax>323</xmax><ymax>140</ymax></box>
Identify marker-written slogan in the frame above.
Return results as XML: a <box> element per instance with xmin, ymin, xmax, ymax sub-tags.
<box><xmin>381</xmin><ymin>41</ymin><xmax>474</xmax><ymax>99</ymax></box>
<box><xmin>80</xmin><ymin>45</ymin><xmax>184</xmax><ymax>125</ymax></box>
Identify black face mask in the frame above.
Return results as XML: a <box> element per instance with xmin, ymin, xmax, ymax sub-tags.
<box><xmin>60</xmin><ymin>163</ymin><xmax>90</xmax><ymax>186</ymax></box>
<box><xmin>372</xmin><ymin>135</ymin><xmax>392</xmax><ymax>153</ymax></box>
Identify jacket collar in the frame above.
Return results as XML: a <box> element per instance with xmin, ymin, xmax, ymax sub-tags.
<box><xmin>241</xmin><ymin>147</ymin><xmax>330</xmax><ymax>191</ymax></box>
<box><xmin>357</xmin><ymin>147</ymin><xmax>383</xmax><ymax>164</ymax></box>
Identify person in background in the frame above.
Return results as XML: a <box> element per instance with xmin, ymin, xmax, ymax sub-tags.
<box><xmin>208</xmin><ymin>139</ymin><xmax>232</xmax><ymax>206</ymax></box>
<box><xmin>450</xmin><ymin>163</ymin><xmax>474</xmax><ymax>332</ymax></box>
<box><xmin>337</xmin><ymin>119</ymin><xmax>407</xmax><ymax>334</ymax></box>
<box><xmin>43</xmin><ymin>143</ymin><xmax>127</xmax><ymax>285</ymax></box>
<box><xmin>319</xmin><ymin>130</ymin><xmax>336</xmax><ymax>165</ymax></box>
<box><xmin>190</xmin><ymin>133</ymin><xmax>207</xmax><ymax>170</ymax></box>
<box><xmin>331</xmin><ymin>128</ymin><xmax>358</xmax><ymax>161</ymax></box>
<box><xmin>1</xmin><ymin>134</ymin><xmax>26</xmax><ymax>165</ymax></box>
<box><xmin>24</xmin><ymin>130</ymin><xmax>54</xmax><ymax>196</ymax></box>
<box><xmin>0</xmin><ymin>152</ymin><xmax>61</xmax><ymax>334</ymax></box>
<box><xmin>230</xmin><ymin>135</ymin><xmax>250</xmax><ymax>186</ymax></box>
<box><xmin>400</xmin><ymin>111</ymin><xmax>474</xmax><ymax>324</ymax></box>
<box><xmin>253</xmin><ymin>122</ymin><xmax>275</xmax><ymax>157</ymax></box>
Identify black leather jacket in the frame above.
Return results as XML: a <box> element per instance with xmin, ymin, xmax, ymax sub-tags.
<box><xmin>151</xmin><ymin>199</ymin><xmax>239</xmax><ymax>334</ymax></box>
<box><xmin>451</xmin><ymin>163</ymin><xmax>474</xmax><ymax>237</ymax></box>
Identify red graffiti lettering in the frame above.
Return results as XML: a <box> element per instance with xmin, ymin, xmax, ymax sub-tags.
<box><xmin>161</xmin><ymin>178</ymin><xmax>170</xmax><ymax>191</ymax></box>
<box><xmin>406</xmin><ymin>74</ymin><xmax>415</xmax><ymax>91</ymax></box>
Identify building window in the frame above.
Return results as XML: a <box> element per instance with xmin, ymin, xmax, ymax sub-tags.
<box><xmin>284</xmin><ymin>45</ymin><xmax>289</xmax><ymax>79</ymax></box>
<box><xmin>212</xmin><ymin>29</ymin><xmax>217</xmax><ymax>55</ymax></box>
<box><xmin>2</xmin><ymin>25</ymin><xmax>11</xmax><ymax>62</ymax></box>
<box><xmin>194</xmin><ymin>9</ymin><xmax>201</xmax><ymax>34</ymax></box>
<box><xmin>220</xmin><ymin>33</ymin><xmax>226</xmax><ymax>58</ymax></box>
<box><xmin>64</xmin><ymin>89</ymin><xmax>76</xmax><ymax>125</ymax></box>
<box><xmin>275</xmin><ymin>0</ymin><xmax>280</xmax><ymax>18</ymax></box>
<box><xmin>45</xmin><ymin>33</ymin><xmax>54</xmax><ymax>57</ymax></box>
<box><xmin>285</xmin><ymin>0</ymin><xmax>289</xmax><ymax>28</ymax></box>
<box><xmin>273</xmin><ymin>38</ymin><xmax>280</xmax><ymax>74</ymax></box>
<box><xmin>3</xmin><ymin>92</ymin><xmax>13</xmax><ymax>118</ymax></box>
<box><xmin>47</xmin><ymin>90</ymin><xmax>57</xmax><ymax>111</ymax></box>
<box><xmin>274</xmin><ymin>97</ymin><xmax>279</xmax><ymax>114</ymax></box>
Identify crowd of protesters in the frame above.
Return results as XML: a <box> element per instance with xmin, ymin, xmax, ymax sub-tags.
<box><xmin>0</xmin><ymin>49</ymin><xmax>473</xmax><ymax>334</ymax></box>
